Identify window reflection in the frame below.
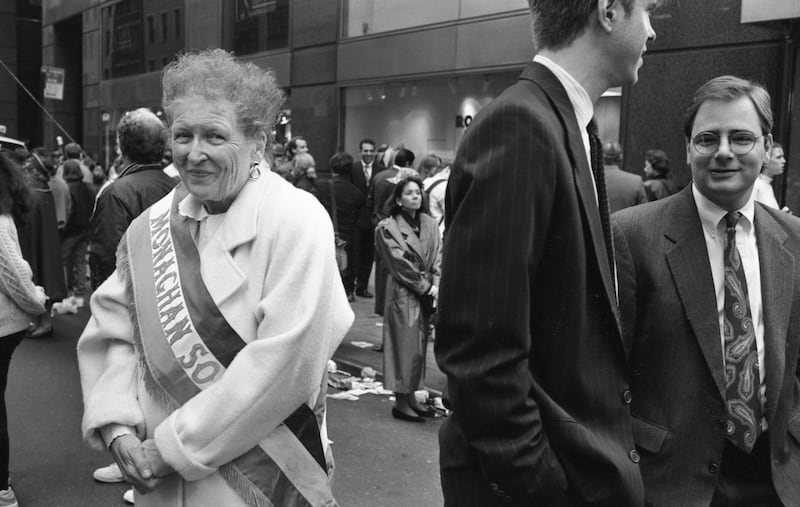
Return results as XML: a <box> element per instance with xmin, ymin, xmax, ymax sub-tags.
<box><xmin>233</xmin><ymin>0</ymin><xmax>289</xmax><ymax>55</ymax></box>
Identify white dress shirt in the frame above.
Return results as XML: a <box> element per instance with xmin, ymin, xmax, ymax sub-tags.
<box><xmin>533</xmin><ymin>54</ymin><xmax>595</xmax><ymax>201</ymax></box>
<box><xmin>363</xmin><ymin>162</ymin><xmax>372</xmax><ymax>181</ymax></box>
<box><xmin>692</xmin><ymin>184</ymin><xmax>767</xmax><ymax>421</ymax></box>
<box><xmin>752</xmin><ymin>173</ymin><xmax>779</xmax><ymax>209</ymax></box>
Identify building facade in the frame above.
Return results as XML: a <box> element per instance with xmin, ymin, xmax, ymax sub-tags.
<box><xmin>39</xmin><ymin>0</ymin><xmax>800</xmax><ymax>209</ymax></box>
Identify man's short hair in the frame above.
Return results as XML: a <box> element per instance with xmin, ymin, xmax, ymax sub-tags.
<box><xmin>329</xmin><ymin>152</ymin><xmax>354</xmax><ymax>176</ymax></box>
<box><xmin>117</xmin><ymin>108</ymin><xmax>167</xmax><ymax>164</ymax></box>
<box><xmin>683</xmin><ymin>75</ymin><xmax>773</xmax><ymax>138</ymax></box>
<box><xmin>528</xmin><ymin>0</ymin><xmax>634</xmax><ymax>51</ymax></box>
<box><xmin>645</xmin><ymin>149</ymin><xmax>669</xmax><ymax>175</ymax></box>
<box><xmin>394</xmin><ymin>148</ymin><xmax>415</xmax><ymax>168</ymax></box>
<box><xmin>359</xmin><ymin>138</ymin><xmax>376</xmax><ymax>151</ymax></box>
<box><xmin>602</xmin><ymin>142</ymin><xmax>623</xmax><ymax>166</ymax></box>
<box><xmin>64</xmin><ymin>142</ymin><xmax>82</xmax><ymax>159</ymax></box>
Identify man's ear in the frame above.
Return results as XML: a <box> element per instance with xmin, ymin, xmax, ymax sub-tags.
<box><xmin>597</xmin><ymin>0</ymin><xmax>616</xmax><ymax>32</ymax></box>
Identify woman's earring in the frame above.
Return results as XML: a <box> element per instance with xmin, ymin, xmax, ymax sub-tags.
<box><xmin>249</xmin><ymin>161</ymin><xmax>261</xmax><ymax>180</ymax></box>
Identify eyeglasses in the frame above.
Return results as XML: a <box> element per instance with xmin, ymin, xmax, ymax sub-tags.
<box><xmin>690</xmin><ymin>131</ymin><xmax>763</xmax><ymax>156</ymax></box>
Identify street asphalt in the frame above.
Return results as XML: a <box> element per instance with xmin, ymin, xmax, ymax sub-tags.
<box><xmin>3</xmin><ymin>277</ymin><xmax>445</xmax><ymax>506</ymax></box>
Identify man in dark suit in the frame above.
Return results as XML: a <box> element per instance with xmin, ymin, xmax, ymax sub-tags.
<box><xmin>435</xmin><ymin>0</ymin><xmax>657</xmax><ymax>505</ymax></box>
<box><xmin>603</xmin><ymin>141</ymin><xmax>648</xmax><ymax>213</ymax></box>
<box><xmin>351</xmin><ymin>139</ymin><xmax>378</xmax><ymax>298</ymax></box>
<box><xmin>613</xmin><ymin>75</ymin><xmax>800</xmax><ymax>506</ymax></box>
<box><xmin>317</xmin><ymin>152</ymin><xmax>366</xmax><ymax>302</ymax></box>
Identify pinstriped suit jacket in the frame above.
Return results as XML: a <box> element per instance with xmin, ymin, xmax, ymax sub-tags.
<box><xmin>435</xmin><ymin>62</ymin><xmax>644</xmax><ymax>505</ymax></box>
<box><xmin>613</xmin><ymin>187</ymin><xmax>800</xmax><ymax>506</ymax></box>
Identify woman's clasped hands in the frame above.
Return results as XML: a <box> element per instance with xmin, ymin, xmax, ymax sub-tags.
<box><xmin>109</xmin><ymin>435</ymin><xmax>175</xmax><ymax>493</ymax></box>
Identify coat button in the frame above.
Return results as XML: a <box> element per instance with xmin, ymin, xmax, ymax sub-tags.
<box><xmin>488</xmin><ymin>483</ymin><xmax>499</xmax><ymax>492</ymax></box>
<box><xmin>708</xmin><ymin>462</ymin><xmax>720</xmax><ymax>474</ymax></box>
<box><xmin>726</xmin><ymin>421</ymin><xmax>735</xmax><ymax>435</ymax></box>
<box><xmin>629</xmin><ymin>449</ymin><xmax>640</xmax><ymax>463</ymax></box>
<box><xmin>622</xmin><ymin>389</ymin><xmax>632</xmax><ymax>404</ymax></box>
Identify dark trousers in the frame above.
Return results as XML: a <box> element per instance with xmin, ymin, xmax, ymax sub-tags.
<box><xmin>441</xmin><ymin>464</ymin><xmax>578</xmax><ymax>507</ymax></box>
<box><xmin>0</xmin><ymin>331</ymin><xmax>25</xmax><ymax>487</ymax></box>
<box><xmin>710</xmin><ymin>436</ymin><xmax>782</xmax><ymax>507</ymax></box>
<box><xmin>354</xmin><ymin>226</ymin><xmax>374</xmax><ymax>292</ymax></box>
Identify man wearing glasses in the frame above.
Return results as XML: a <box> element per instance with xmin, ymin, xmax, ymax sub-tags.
<box><xmin>612</xmin><ymin>75</ymin><xmax>800</xmax><ymax>506</ymax></box>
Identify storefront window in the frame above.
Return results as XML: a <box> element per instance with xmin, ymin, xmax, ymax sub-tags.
<box><xmin>343</xmin><ymin>73</ymin><xmax>518</xmax><ymax>162</ymax></box>
<box><xmin>343</xmin><ymin>74</ymin><xmax>621</xmax><ymax>164</ymax></box>
<box><xmin>232</xmin><ymin>0</ymin><xmax>289</xmax><ymax>55</ymax></box>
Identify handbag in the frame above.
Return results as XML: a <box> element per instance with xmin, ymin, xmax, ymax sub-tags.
<box><xmin>329</xmin><ymin>177</ymin><xmax>348</xmax><ymax>272</ymax></box>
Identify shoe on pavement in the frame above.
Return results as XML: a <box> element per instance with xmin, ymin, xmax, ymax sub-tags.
<box><xmin>93</xmin><ymin>463</ymin><xmax>124</xmax><ymax>483</ymax></box>
<box><xmin>0</xmin><ymin>487</ymin><xmax>18</xmax><ymax>507</ymax></box>
<box><xmin>123</xmin><ymin>488</ymin><xmax>134</xmax><ymax>504</ymax></box>
<box><xmin>356</xmin><ymin>289</ymin><xmax>374</xmax><ymax>298</ymax></box>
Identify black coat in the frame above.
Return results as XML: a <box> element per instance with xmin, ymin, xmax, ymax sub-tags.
<box><xmin>90</xmin><ymin>162</ymin><xmax>175</xmax><ymax>288</ymax></box>
<box><xmin>316</xmin><ymin>176</ymin><xmax>365</xmax><ymax>239</ymax></box>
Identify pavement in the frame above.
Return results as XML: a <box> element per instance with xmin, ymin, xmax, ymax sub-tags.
<box><xmin>1</xmin><ymin>279</ymin><xmax>446</xmax><ymax>506</ymax></box>
<box><xmin>332</xmin><ymin>288</ymin><xmax>447</xmax><ymax>396</ymax></box>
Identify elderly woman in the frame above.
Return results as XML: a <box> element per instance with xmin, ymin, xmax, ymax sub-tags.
<box><xmin>375</xmin><ymin>176</ymin><xmax>440</xmax><ymax>422</ymax></box>
<box><xmin>78</xmin><ymin>49</ymin><xmax>353</xmax><ymax>506</ymax></box>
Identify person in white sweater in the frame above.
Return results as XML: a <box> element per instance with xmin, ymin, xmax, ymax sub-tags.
<box><xmin>0</xmin><ymin>151</ymin><xmax>48</xmax><ymax>507</ymax></box>
<box><xmin>78</xmin><ymin>49</ymin><xmax>353</xmax><ymax>506</ymax></box>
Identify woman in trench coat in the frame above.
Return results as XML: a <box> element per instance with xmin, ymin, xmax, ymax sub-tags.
<box><xmin>375</xmin><ymin>176</ymin><xmax>441</xmax><ymax>422</ymax></box>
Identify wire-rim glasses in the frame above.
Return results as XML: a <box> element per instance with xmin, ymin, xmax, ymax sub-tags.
<box><xmin>690</xmin><ymin>131</ymin><xmax>763</xmax><ymax>156</ymax></box>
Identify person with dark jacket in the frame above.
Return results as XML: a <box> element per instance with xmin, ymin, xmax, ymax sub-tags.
<box><xmin>61</xmin><ymin>159</ymin><xmax>96</xmax><ymax>304</ymax></box>
<box><xmin>316</xmin><ymin>152</ymin><xmax>366</xmax><ymax>301</ymax></box>
<box><xmin>90</xmin><ymin>108</ymin><xmax>176</xmax><ymax>289</ymax></box>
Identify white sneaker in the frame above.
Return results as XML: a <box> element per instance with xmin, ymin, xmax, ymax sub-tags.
<box><xmin>122</xmin><ymin>488</ymin><xmax>134</xmax><ymax>504</ymax></box>
<box><xmin>0</xmin><ymin>486</ymin><xmax>18</xmax><ymax>507</ymax></box>
<box><xmin>72</xmin><ymin>296</ymin><xmax>84</xmax><ymax>308</ymax></box>
<box><xmin>92</xmin><ymin>463</ymin><xmax>124</xmax><ymax>483</ymax></box>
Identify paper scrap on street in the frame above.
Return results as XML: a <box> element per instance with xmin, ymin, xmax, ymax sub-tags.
<box><xmin>327</xmin><ymin>375</ymin><xmax>392</xmax><ymax>401</ymax></box>
<box><xmin>350</xmin><ymin>341</ymin><xmax>374</xmax><ymax>348</ymax></box>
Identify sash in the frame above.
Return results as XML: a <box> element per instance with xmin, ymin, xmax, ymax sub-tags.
<box><xmin>121</xmin><ymin>186</ymin><xmax>335</xmax><ymax>507</ymax></box>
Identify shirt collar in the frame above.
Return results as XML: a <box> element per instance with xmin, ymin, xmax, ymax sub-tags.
<box><xmin>533</xmin><ymin>54</ymin><xmax>594</xmax><ymax>130</ymax></box>
<box><xmin>692</xmin><ymin>183</ymin><xmax>755</xmax><ymax>237</ymax></box>
<box><xmin>178</xmin><ymin>192</ymin><xmax>210</xmax><ymax>222</ymax></box>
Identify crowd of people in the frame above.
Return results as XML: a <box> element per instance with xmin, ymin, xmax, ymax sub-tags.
<box><xmin>2</xmin><ymin>0</ymin><xmax>800</xmax><ymax>505</ymax></box>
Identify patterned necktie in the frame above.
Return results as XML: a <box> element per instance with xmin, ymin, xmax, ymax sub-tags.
<box><xmin>722</xmin><ymin>211</ymin><xmax>761</xmax><ymax>453</ymax></box>
<box><xmin>586</xmin><ymin>119</ymin><xmax>614</xmax><ymax>279</ymax></box>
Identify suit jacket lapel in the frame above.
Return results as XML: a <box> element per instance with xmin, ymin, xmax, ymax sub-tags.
<box><xmin>754</xmin><ymin>205</ymin><xmax>793</xmax><ymax>422</ymax></box>
<box><xmin>522</xmin><ymin>62</ymin><xmax>620</xmax><ymax>330</ymax></box>
<box><xmin>664</xmin><ymin>188</ymin><xmax>727</xmax><ymax>400</ymax></box>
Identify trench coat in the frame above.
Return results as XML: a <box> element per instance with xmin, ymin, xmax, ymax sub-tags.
<box><xmin>375</xmin><ymin>212</ymin><xmax>441</xmax><ymax>393</ymax></box>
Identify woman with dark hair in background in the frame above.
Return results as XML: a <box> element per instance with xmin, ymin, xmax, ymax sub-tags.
<box><xmin>0</xmin><ymin>151</ymin><xmax>48</xmax><ymax>506</ymax></box>
<box><xmin>17</xmin><ymin>150</ymin><xmax>67</xmax><ymax>337</ymax></box>
<box><xmin>643</xmin><ymin>148</ymin><xmax>678</xmax><ymax>201</ymax></box>
<box><xmin>375</xmin><ymin>176</ymin><xmax>441</xmax><ymax>422</ymax></box>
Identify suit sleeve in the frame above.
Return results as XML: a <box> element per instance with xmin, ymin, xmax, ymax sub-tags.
<box><xmin>435</xmin><ymin>98</ymin><xmax>569</xmax><ymax>502</ymax></box>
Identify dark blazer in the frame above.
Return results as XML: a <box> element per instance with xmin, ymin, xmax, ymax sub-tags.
<box><xmin>613</xmin><ymin>187</ymin><xmax>800</xmax><ymax>507</ymax></box>
<box><xmin>353</xmin><ymin>160</ymin><xmax>375</xmax><ymax>229</ymax></box>
<box><xmin>605</xmin><ymin>165</ymin><xmax>648</xmax><ymax>213</ymax></box>
<box><xmin>435</xmin><ymin>62</ymin><xmax>643</xmax><ymax>505</ymax></box>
